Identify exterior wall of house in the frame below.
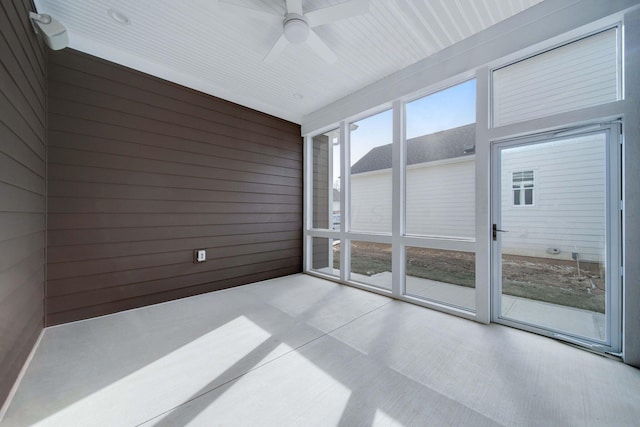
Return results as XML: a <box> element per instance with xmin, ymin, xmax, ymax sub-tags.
<box><xmin>45</xmin><ymin>49</ymin><xmax>303</xmax><ymax>326</ymax></box>
<box><xmin>500</xmin><ymin>133</ymin><xmax>606</xmax><ymax>262</ymax></box>
<box><xmin>406</xmin><ymin>158</ymin><xmax>476</xmax><ymax>239</ymax></box>
<box><xmin>0</xmin><ymin>0</ymin><xmax>46</xmax><ymax>407</ymax></box>
<box><xmin>352</xmin><ymin>137</ymin><xmax>604</xmax><ymax>262</ymax></box>
<box><xmin>351</xmin><ymin>170</ymin><xmax>392</xmax><ymax>233</ymax></box>
<box><xmin>351</xmin><ymin>158</ymin><xmax>475</xmax><ymax>238</ymax></box>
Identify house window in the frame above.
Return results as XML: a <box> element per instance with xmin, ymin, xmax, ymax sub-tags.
<box><xmin>513</xmin><ymin>171</ymin><xmax>534</xmax><ymax>206</ymax></box>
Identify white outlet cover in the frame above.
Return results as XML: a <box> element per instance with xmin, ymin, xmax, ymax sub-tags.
<box><xmin>197</xmin><ymin>250</ymin><xmax>206</xmax><ymax>262</ymax></box>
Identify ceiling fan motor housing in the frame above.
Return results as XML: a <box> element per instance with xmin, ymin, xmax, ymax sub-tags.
<box><xmin>283</xmin><ymin>13</ymin><xmax>309</xmax><ymax>44</ymax></box>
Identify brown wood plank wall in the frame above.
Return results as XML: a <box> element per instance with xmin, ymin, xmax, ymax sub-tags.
<box><xmin>46</xmin><ymin>49</ymin><xmax>303</xmax><ymax>326</ymax></box>
<box><xmin>0</xmin><ymin>0</ymin><xmax>46</xmax><ymax>406</ymax></box>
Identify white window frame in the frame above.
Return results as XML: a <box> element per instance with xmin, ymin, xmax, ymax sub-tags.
<box><xmin>512</xmin><ymin>170</ymin><xmax>535</xmax><ymax>207</ymax></box>
<box><xmin>304</xmin><ymin>12</ymin><xmax>630</xmax><ymax>333</ymax></box>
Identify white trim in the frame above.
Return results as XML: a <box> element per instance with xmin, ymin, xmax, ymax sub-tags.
<box><xmin>511</xmin><ymin>170</ymin><xmax>536</xmax><ymax>207</ymax></box>
<box><xmin>475</xmin><ymin>66</ymin><xmax>491</xmax><ymax>324</ymax></box>
<box><xmin>621</xmin><ymin>5</ymin><xmax>640</xmax><ymax>367</ymax></box>
<box><xmin>303</xmin><ymin>135</ymin><xmax>311</xmax><ymax>271</ymax></box>
<box><xmin>391</xmin><ymin>100</ymin><xmax>404</xmax><ymax>297</ymax></box>
<box><xmin>399</xmin><ymin>294</ymin><xmax>478</xmax><ymax>321</ymax></box>
<box><xmin>401</xmin><ymin>236</ymin><xmax>475</xmax><ymax>253</ymax></box>
<box><xmin>0</xmin><ymin>329</ymin><xmax>44</xmax><ymax>422</ymax></box>
<box><xmin>339</xmin><ymin>121</ymin><xmax>349</xmax><ymax>282</ymax></box>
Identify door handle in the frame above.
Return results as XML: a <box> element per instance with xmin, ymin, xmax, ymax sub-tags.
<box><xmin>492</xmin><ymin>224</ymin><xmax>508</xmax><ymax>241</ymax></box>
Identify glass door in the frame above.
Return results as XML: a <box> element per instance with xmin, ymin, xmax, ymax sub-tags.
<box><xmin>491</xmin><ymin>124</ymin><xmax>621</xmax><ymax>352</ymax></box>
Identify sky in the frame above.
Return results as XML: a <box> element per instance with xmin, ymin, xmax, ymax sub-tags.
<box><xmin>331</xmin><ymin>79</ymin><xmax>476</xmax><ymax>186</ymax></box>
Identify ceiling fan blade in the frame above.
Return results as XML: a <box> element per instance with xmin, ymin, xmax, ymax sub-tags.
<box><xmin>306</xmin><ymin>30</ymin><xmax>337</xmax><ymax>64</ymax></box>
<box><xmin>306</xmin><ymin>0</ymin><xmax>369</xmax><ymax>28</ymax></box>
<box><xmin>264</xmin><ymin>33</ymin><xmax>289</xmax><ymax>63</ymax></box>
<box><xmin>285</xmin><ymin>0</ymin><xmax>303</xmax><ymax>15</ymax></box>
<box><xmin>218</xmin><ymin>1</ymin><xmax>282</xmax><ymax>25</ymax></box>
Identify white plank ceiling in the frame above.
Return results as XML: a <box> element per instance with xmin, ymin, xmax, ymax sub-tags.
<box><xmin>33</xmin><ymin>0</ymin><xmax>543</xmax><ymax>124</ymax></box>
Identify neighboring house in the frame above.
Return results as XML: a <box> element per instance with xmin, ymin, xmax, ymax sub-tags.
<box><xmin>332</xmin><ymin>188</ymin><xmax>340</xmax><ymax>214</ymax></box>
<box><xmin>350</xmin><ymin>123</ymin><xmax>476</xmax><ymax>238</ymax></box>
<box><xmin>500</xmin><ymin>133</ymin><xmax>605</xmax><ymax>262</ymax></box>
<box><xmin>350</xmin><ymin>123</ymin><xmax>605</xmax><ymax>262</ymax></box>
<box><xmin>332</xmin><ymin>188</ymin><xmax>341</xmax><ymax>230</ymax></box>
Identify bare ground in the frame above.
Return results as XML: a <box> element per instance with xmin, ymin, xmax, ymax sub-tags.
<box><xmin>334</xmin><ymin>241</ymin><xmax>605</xmax><ymax>313</ymax></box>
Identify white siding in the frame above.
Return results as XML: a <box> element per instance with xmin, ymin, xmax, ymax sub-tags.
<box><xmin>351</xmin><ymin>158</ymin><xmax>475</xmax><ymax>238</ymax></box>
<box><xmin>493</xmin><ymin>28</ymin><xmax>618</xmax><ymax>127</ymax></box>
<box><xmin>351</xmin><ymin>170</ymin><xmax>392</xmax><ymax>233</ymax></box>
<box><xmin>501</xmin><ymin>133</ymin><xmax>606</xmax><ymax>262</ymax></box>
<box><xmin>406</xmin><ymin>159</ymin><xmax>475</xmax><ymax>239</ymax></box>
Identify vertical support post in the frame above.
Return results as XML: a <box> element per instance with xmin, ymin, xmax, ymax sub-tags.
<box><xmin>392</xmin><ymin>100</ymin><xmax>405</xmax><ymax>297</ymax></box>
<box><xmin>622</xmin><ymin>7</ymin><xmax>640</xmax><ymax>367</ymax></box>
<box><xmin>340</xmin><ymin>121</ymin><xmax>350</xmax><ymax>282</ymax></box>
<box><xmin>328</xmin><ymin>133</ymin><xmax>334</xmax><ymax>270</ymax></box>
<box><xmin>302</xmin><ymin>135</ymin><xmax>312</xmax><ymax>272</ymax></box>
<box><xmin>475</xmin><ymin>67</ymin><xmax>491</xmax><ymax>324</ymax></box>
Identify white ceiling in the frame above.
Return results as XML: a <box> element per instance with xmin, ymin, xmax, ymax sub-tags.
<box><xmin>33</xmin><ymin>0</ymin><xmax>543</xmax><ymax>124</ymax></box>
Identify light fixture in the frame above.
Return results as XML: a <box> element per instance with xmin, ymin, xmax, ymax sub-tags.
<box><xmin>29</xmin><ymin>12</ymin><xmax>68</xmax><ymax>50</ymax></box>
<box><xmin>107</xmin><ymin>8</ymin><xmax>130</xmax><ymax>25</ymax></box>
<box><xmin>283</xmin><ymin>13</ymin><xmax>309</xmax><ymax>44</ymax></box>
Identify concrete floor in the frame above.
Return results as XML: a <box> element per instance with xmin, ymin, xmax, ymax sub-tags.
<box><xmin>2</xmin><ymin>274</ymin><xmax>639</xmax><ymax>426</ymax></box>
<box><xmin>330</xmin><ymin>269</ymin><xmax>605</xmax><ymax>340</ymax></box>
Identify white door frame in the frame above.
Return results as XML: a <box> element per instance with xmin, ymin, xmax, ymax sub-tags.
<box><xmin>490</xmin><ymin>121</ymin><xmax>622</xmax><ymax>354</ymax></box>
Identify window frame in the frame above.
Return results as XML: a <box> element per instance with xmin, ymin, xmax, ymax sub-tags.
<box><xmin>304</xmin><ymin>17</ymin><xmax>627</xmax><ymax>329</ymax></box>
<box><xmin>512</xmin><ymin>170</ymin><xmax>535</xmax><ymax>207</ymax></box>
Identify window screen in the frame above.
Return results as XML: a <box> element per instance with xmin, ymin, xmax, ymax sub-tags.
<box><xmin>493</xmin><ymin>28</ymin><xmax>619</xmax><ymax>127</ymax></box>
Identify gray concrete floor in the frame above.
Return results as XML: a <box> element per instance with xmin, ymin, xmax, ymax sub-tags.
<box><xmin>334</xmin><ymin>270</ymin><xmax>605</xmax><ymax>340</ymax></box>
<box><xmin>2</xmin><ymin>274</ymin><xmax>638</xmax><ymax>426</ymax></box>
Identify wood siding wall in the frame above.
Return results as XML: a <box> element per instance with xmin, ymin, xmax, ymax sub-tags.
<box><xmin>0</xmin><ymin>0</ymin><xmax>46</xmax><ymax>406</ymax></box>
<box><xmin>46</xmin><ymin>49</ymin><xmax>302</xmax><ymax>326</ymax></box>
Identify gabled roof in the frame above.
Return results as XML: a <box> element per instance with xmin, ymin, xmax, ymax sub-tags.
<box><xmin>351</xmin><ymin>123</ymin><xmax>476</xmax><ymax>174</ymax></box>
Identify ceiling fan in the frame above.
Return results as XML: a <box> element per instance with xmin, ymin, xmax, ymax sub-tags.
<box><xmin>219</xmin><ymin>0</ymin><xmax>369</xmax><ymax>64</ymax></box>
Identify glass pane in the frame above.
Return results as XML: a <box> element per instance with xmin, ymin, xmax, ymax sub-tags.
<box><xmin>405</xmin><ymin>80</ymin><xmax>476</xmax><ymax>239</ymax></box>
<box><xmin>350</xmin><ymin>110</ymin><xmax>392</xmax><ymax>233</ymax></box>
<box><xmin>525</xmin><ymin>189</ymin><xmax>533</xmax><ymax>205</ymax></box>
<box><xmin>349</xmin><ymin>241</ymin><xmax>391</xmax><ymax>290</ymax></box>
<box><xmin>493</xmin><ymin>28</ymin><xmax>618</xmax><ymax>127</ymax></box>
<box><xmin>406</xmin><ymin>247</ymin><xmax>476</xmax><ymax>311</ymax></box>
<box><xmin>499</xmin><ymin>132</ymin><xmax>607</xmax><ymax>341</ymax></box>
<box><xmin>312</xmin><ymin>129</ymin><xmax>340</xmax><ymax>229</ymax></box>
<box><xmin>310</xmin><ymin>237</ymin><xmax>340</xmax><ymax>277</ymax></box>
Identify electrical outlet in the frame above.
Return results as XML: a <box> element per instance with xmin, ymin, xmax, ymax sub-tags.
<box><xmin>194</xmin><ymin>249</ymin><xmax>206</xmax><ymax>263</ymax></box>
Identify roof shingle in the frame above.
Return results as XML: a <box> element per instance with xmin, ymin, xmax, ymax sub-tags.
<box><xmin>351</xmin><ymin>123</ymin><xmax>475</xmax><ymax>174</ymax></box>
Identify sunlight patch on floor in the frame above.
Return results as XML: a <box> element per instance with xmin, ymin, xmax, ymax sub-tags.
<box><xmin>36</xmin><ymin>315</ymin><xmax>272</xmax><ymax>426</ymax></box>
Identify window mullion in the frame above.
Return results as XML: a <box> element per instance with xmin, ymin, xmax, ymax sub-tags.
<box><xmin>340</xmin><ymin>120</ymin><xmax>350</xmax><ymax>282</ymax></box>
<box><xmin>391</xmin><ymin>100</ymin><xmax>404</xmax><ymax>297</ymax></box>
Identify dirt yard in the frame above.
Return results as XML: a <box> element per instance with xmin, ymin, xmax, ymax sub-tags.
<box><xmin>334</xmin><ymin>241</ymin><xmax>605</xmax><ymax>313</ymax></box>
